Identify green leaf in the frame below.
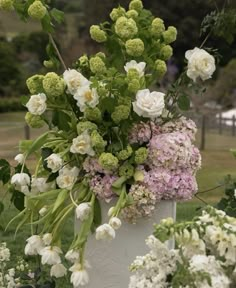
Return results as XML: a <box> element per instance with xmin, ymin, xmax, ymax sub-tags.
<box><xmin>0</xmin><ymin>201</ymin><xmax>4</xmax><ymax>215</ymax></box>
<box><xmin>11</xmin><ymin>190</ymin><xmax>25</xmax><ymax>211</ymax></box>
<box><xmin>19</xmin><ymin>140</ymin><xmax>33</xmax><ymax>153</ymax></box>
<box><xmin>92</xmin><ymin>198</ymin><xmax>102</xmax><ymax>229</ymax></box>
<box><xmin>178</xmin><ymin>94</ymin><xmax>190</xmax><ymax>111</ymax></box>
<box><xmin>52</xmin><ymin>110</ymin><xmax>71</xmax><ymax>131</ymax></box>
<box><xmin>50</xmin><ymin>8</ymin><xmax>64</xmax><ymax>24</ymax></box>
<box><xmin>52</xmin><ymin>189</ymin><xmax>68</xmax><ymax>213</ymax></box>
<box><xmin>25</xmin><ymin>131</ymin><xmax>49</xmax><ymax>158</ymax></box>
<box><xmin>41</xmin><ymin>13</ymin><xmax>54</xmax><ymax>33</ymax></box>
<box><xmin>0</xmin><ymin>159</ymin><xmax>11</xmax><ymax>184</ymax></box>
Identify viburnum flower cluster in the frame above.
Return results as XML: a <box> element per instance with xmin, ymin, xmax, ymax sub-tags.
<box><xmin>0</xmin><ymin>0</ymin><xmax>216</xmax><ymax>286</ymax></box>
<box><xmin>129</xmin><ymin>207</ymin><xmax>236</xmax><ymax>288</ymax></box>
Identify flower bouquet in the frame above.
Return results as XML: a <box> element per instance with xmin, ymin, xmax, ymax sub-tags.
<box><xmin>0</xmin><ymin>0</ymin><xmax>216</xmax><ymax>286</ymax></box>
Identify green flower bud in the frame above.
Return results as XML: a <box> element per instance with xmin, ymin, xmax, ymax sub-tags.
<box><xmin>97</xmin><ymin>84</ymin><xmax>109</xmax><ymax>98</ymax></box>
<box><xmin>84</xmin><ymin>107</ymin><xmax>102</xmax><ymax>123</ymax></box>
<box><xmin>0</xmin><ymin>0</ymin><xmax>13</xmax><ymax>10</ymax></box>
<box><xmin>90</xmin><ymin>25</ymin><xmax>107</xmax><ymax>43</ymax></box>
<box><xmin>26</xmin><ymin>74</ymin><xmax>44</xmax><ymax>94</ymax></box>
<box><xmin>91</xmin><ymin>130</ymin><xmax>107</xmax><ymax>153</ymax></box>
<box><xmin>28</xmin><ymin>1</ymin><xmax>47</xmax><ymax>20</ymax></box>
<box><xmin>163</xmin><ymin>26</ymin><xmax>177</xmax><ymax>44</ymax></box>
<box><xmin>115</xmin><ymin>16</ymin><xmax>138</xmax><ymax>39</ymax></box>
<box><xmin>160</xmin><ymin>45</ymin><xmax>173</xmax><ymax>60</ymax></box>
<box><xmin>77</xmin><ymin>121</ymin><xmax>97</xmax><ymax>135</ymax></box>
<box><xmin>117</xmin><ymin>145</ymin><xmax>133</xmax><ymax>161</ymax></box>
<box><xmin>119</xmin><ymin>162</ymin><xmax>134</xmax><ymax>178</ymax></box>
<box><xmin>155</xmin><ymin>59</ymin><xmax>167</xmax><ymax>78</ymax></box>
<box><xmin>135</xmin><ymin>147</ymin><xmax>148</xmax><ymax>164</ymax></box>
<box><xmin>127</xmin><ymin>69</ymin><xmax>140</xmax><ymax>81</ymax></box>
<box><xmin>43</xmin><ymin>60</ymin><xmax>55</xmax><ymax>69</ymax></box>
<box><xmin>129</xmin><ymin>0</ymin><xmax>143</xmax><ymax>12</ymax></box>
<box><xmin>134</xmin><ymin>169</ymin><xmax>144</xmax><ymax>182</ymax></box>
<box><xmin>25</xmin><ymin>112</ymin><xmax>44</xmax><ymax>128</ymax></box>
<box><xmin>128</xmin><ymin>79</ymin><xmax>140</xmax><ymax>93</ymax></box>
<box><xmin>151</xmin><ymin>18</ymin><xmax>165</xmax><ymax>38</ymax></box>
<box><xmin>111</xmin><ymin>105</ymin><xmax>130</xmax><ymax>124</ymax></box>
<box><xmin>79</xmin><ymin>55</ymin><xmax>89</xmax><ymax>68</ymax></box>
<box><xmin>125</xmin><ymin>38</ymin><xmax>144</xmax><ymax>57</ymax></box>
<box><xmin>126</xmin><ymin>9</ymin><xmax>138</xmax><ymax>19</ymax></box>
<box><xmin>96</xmin><ymin>52</ymin><xmax>106</xmax><ymax>60</ymax></box>
<box><xmin>99</xmin><ymin>153</ymin><xmax>119</xmax><ymax>171</ymax></box>
<box><xmin>89</xmin><ymin>56</ymin><xmax>106</xmax><ymax>74</ymax></box>
<box><xmin>42</xmin><ymin>72</ymin><xmax>65</xmax><ymax>98</ymax></box>
<box><xmin>110</xmin><ymin>7</ymin><xmax>126</xmax><ymax>21</ymax></box>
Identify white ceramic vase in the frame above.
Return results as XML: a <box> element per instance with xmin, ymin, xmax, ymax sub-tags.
<box><xmin>75</xmin><ymin>200</ymin><xmax>176</xmax><ymax>288</ymax></box>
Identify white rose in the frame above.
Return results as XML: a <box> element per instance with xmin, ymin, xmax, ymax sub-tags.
<box><xmin>124</xmin><ymin>60</ymin><xmax>146</xmax><ymax>77</ymax></box>
<box><xmin>25</xmin><ymin>235</ymin><xmax>44</xmax><ymax>256</ymax></box>
<box><xmin>185</xmin><ymin>47</ymin><xmax>216</xmax><ymax>82</ymax></box>
<box><xmin>50</xmin><ymin>263</ymin><xmax>67</xmax><ymax>278</ymax></box>
<box><xmin>46</xmin><ymin>153</ymin><xmax>63</xmax><ymax>173</ymax></box>
<box><xmin>76</xmin><ymin>203</ymin><xmax>91</xmax><ymax>221</ymax></box>
<box><xmin>31</xmin><ymin>177</ymin><xmax>54</xmax><ymax>195</ymax></box>
<box><xmin>95</xmin><ymin>224</ymin><xmax>116</xmax><ymax>241</ymax></box>
<box><xmin>26</xmin><ymin>93</ymin><xmax>47</xmax><ymax>115</ymax></box>
<box><xmin>40</xmin><ymin>246</ymin><xmax>62</xmax><ymax>265</ymax></box>
<box><xmin>63</xmin><ymin>69</ymin><xmax>89</xmax><ymax>95</ymax></box>
<box><xmin>70</xmin><ymin>131</ymin><xmax>95</xmax><ymax>156</ymax></box>
<box><xmin>69</xmin><ymin>263</ymin><xmax>90</xmax><ymax>287</ymax></box>
<box><xmin>56</xmin><ymin>166</ymin><xmax>79</xmax><ymax>190</ymax></box>
<box><xmin>11</xmin><ymin>173</ymin><xmax>30</xmax><ymax>195</ymax></box>
<box><xmin>74</xmin><ymin>85</ymin><xmax>99</xmax><ymax>112</ymax></box>
<box><xmin>14</xmin><ymin>153</ymin><xmax>24</xmax><ymax>164</ymax></box>
<box><xmin>109</xmin><ymin>217</ymin><xmax>122</xmax><ymax>230</ymax></box>
<box><xmin>132</xmin><ymin>89</ymin><xmax>165</xmax><ymax>118</ymax></box>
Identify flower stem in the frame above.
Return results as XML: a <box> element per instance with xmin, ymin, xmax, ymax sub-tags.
<box><xmin>48</xmin><ymin>33</ymin><xmax>67</xmax><ymax>71</ymax></box>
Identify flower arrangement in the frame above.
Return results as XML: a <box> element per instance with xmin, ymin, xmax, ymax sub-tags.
<box><xmin>129</xmin><ymin>206</ymin><xmax>236</xmax><ymax>288</ymax></box>
<box><xmin>0</xmin><ymin>0</ymin><xmax>216</xmax><ymax>286</ymax></box>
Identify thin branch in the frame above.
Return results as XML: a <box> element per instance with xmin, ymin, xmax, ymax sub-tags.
<box><xmin>196</xmin><ymin>184</ymin><xmax>224</xmax><ymax>195</ymax></box>
<box><xmin>48</xmin><ymin>33</ymin><xmax>67</xmax><ymax>70</ymax></box>
<box><xmin>194</xmin><ymin>194</ymin><xmax>209</xmax><ymax>205</ymax></box>
<box><xmin>200</xmin><ymin>29</ymin><xmax>213</xmax><ymax>48</ymax></box>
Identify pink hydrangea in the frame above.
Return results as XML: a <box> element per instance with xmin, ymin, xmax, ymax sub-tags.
<box><xmin>83</xmin><ymin>157</ymin><xmax>104</xmax><ymax>175</ymax></box>
<box><xmin>89</xmin><ymin>174</ymin><xmax>117</xmax><ymax>203</ymax></box>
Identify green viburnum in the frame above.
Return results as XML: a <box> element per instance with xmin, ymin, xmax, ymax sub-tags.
<box><xmin>155</xmin><ymin>59</ymin><xmax>167</xmax><ymax>78</ymax></box>
<box><xmin>129</xmin><ymin>0</ymin><xmax>143</xmax><ymax>12</ymax></box>
<box><xmin>84</xmin><ymin>107</ymin><xmax>102</xmax><ymax>123</ymax></box>
<box><xmin>90</xmin><ymin>25</ymin><xmax>107</xmax><ymax>43</ymax></box>
<box><xmin>42</xmin><ymin>72</ymin><xmax>65</xmax><ymax>98</ymax></box>
<box><xmin>96</xmin><ymin>52</ymin><xmax>106</xmax><ymax>60</ymax></box>
<box><xmin>79</xmin><ymin>55</ymin><xmax>89</xmax><ymax>68</ymax></box>
<box><xmin>0</xmin><ymin>0</ymin><xmax>13</xmax><ymax>10</ymax></box>
<box><xmin>126</xmin><ymin>9</ymin><xmax>139</xmax><ymax>19</ymax></box>
<box><xmin>77</xmin><ymin>121</ymin><xmax>97</xmax><ymax>135</ymax></box>
<box><xmin>28</xmin><ymin>1</ymin><xmax>47</xmax><ymax>20</ymax></box>
<box><xmin>25</xmin><ymin>112</ymin><xmax>45</xmax><ymax>128</ymax></box>
<box><xmin>128</xmin><ymin>79</ymin><xmax>140</xmax><ymax>93</ymax></box>
<box><xmin>115</xmin><ymin>16</ymin><xmax>138</xmax><ymax>39</ymax></box>
<box><xmin>127</xmin><ymin>69</ymin><xmax>140</xmax><ymax>81</ymax></box>
<box><xmin>151</xmin><ymin>18</ymin><xmax>165</xmax><ymax>38</ymax></box>
<box><xmin>117</xmin><ymin>96</ymin><xmax>131</xmax><ymax>106</ymax></box>
<box><xmin>111</xmin><ymin>105</ymin><xmax>130</xmax><ymax>124</ymax></box>
<box><xmin>117</xmin><ymin>145</ymin><xmax>133</xmax><ymax>161</ymax></box>
<box><xmin>43</xmin><ymin>60</ymin><xmax>55</xmax><ymax>69</ymax></box>
<box><xmin>110</xmin><ymin>6</ymin><xmax>126</xmax><ymax>21</ymax></box>
<box><xmin>163</xmin><ymin>26</ymin><xmax>177</xmax><ymax>44</ymax></box>
<box><xmin>135</xmin><ymin>147</ymin><xmax>148</xmax><ymax>164</ymax></box>
<box><xmin>26</xmin><ymin>74</ymin><xmax>44</xmax><ymax>94</ymax></box>
<box><xmin>125</xmin><ymin>38</ymin><xmax>144</xmax><ymax>57</ymax></box>
<box><xmin>89</xmin><ymin>56</ymin><xmax>106</xmax><ymax>74</ymax></box>
<box><xmin>119</xmin><ymin>162</ymin><xmax>134</xmax><ymax>178</ymax></box>
<box><xmin>99</xmin><ymin>153</ymin><xmax>119</xmax><ymax>171</ymax></box>
<box><xmin>91</xmin><ymin>130</ymin><xmax>107</xmax><ymax>153</ymax></box>
<box><xmin>160</xmin><ymin>45</ymin><xmax>173</xmax><ymax>60</ymax></box>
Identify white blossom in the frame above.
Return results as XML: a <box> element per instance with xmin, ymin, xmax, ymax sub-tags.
<box><xmin>70</xmin><ymin>131</ymin><xmax>95</xmax><ymax>156</ymax></box>
<box><xmin>124</xmin><ymin>60</ymin><xmax>146</xmax><ymax>77</ymax></box>
<box><xmin>45</xmin><ymin>153</ymin><xmax>63</xmax><ymax>173</ymax></box>
<box><xmin>24</xmin><ymin>235</ymin><xmax>44</xmax><ymax>256</ymax></box>
<box><xmin>74</xmin><ymin>85</ymin><xmax>99</xmax><ymax>112</ymax></box>
<box><xmin>65</xmin><ymin>249</ymin><xmax>80</xmax><ymax>263</ymax></box>
<box><xmin>63</xmin><ymin>69</ymin><xmax>89</xmax><ymax>95</ymax></box>
<box><xmin>14</xmin><ymin>154</ymin><xmax>24</xmax><ymax>164</ymax></box>
<box><xmin>69</xmin><ymin>263</ymin><xmax>90</xmax><ymax>287</ymax></box>
<box><xmin>132</xmin><ymin>89</ymin><xmax>165</xmax><ymax>119</ymax></box>
<box><xmin>42</xmin><ymin>233</ymin><xmax>52</xmax><ymax>246</ymax></box>
<box><xmin>40</xmin><ymin>246</ymin><xmax>62</xmax><ymax>265</ymax></box>
<box><xmin>95</xmin><ymin>224</ymin><xmax>116</xmax><ymax>241</ymax></box>
<box><xmin>26</xmin><ymin>93</ymin><xmax>47</xmax><ymax>115</ymax></box>
<box><xmin>76</xmin><ymin>203</ymin><xmax>91</xmax><ymax>221</ymax></box>
<box><xmin>109</xmin><ymin>217</ymin><xmax>122</xmax><ymax>230</ymax></box>
<box><xmin>50</xmin><ymin>263</ymin><xmax>67</xmax><ymax>278</ymax></box>
<box><xmin>31</xmin><ymin>177</ymin><xmax>54</xmax><ymax>195</ymax></box>
<box><xmin>56</xmin><ymin>166</ymin><xmax>79</xmax><ymax>190</ymax></box>
<box><xmin>39</xmin><ymin>206</ymin><xmax>48</xmax><ymax>217</ymax></box>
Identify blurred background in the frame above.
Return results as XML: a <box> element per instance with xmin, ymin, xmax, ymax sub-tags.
<box><xmin>1</xmin><ymin>0</ymin><xmax>236</xmax><ymax>215</ymax></box>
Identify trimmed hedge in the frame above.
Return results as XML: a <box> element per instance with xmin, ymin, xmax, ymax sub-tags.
<box><xmin>0</xmin><ymin>98</ymin><xmax>26</xmax><ymax>113</ymax></box>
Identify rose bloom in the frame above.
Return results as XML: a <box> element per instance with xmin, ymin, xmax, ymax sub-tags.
<box><xmin>76</xmin><ymin>203</ymin><xmax>91</xmax><ymax>221</ymax></box>
<box><xmin>26</xmin><ymin>93</ymin><xmax>47</xmax><ymax>115</ymax></box>
<box><xmin>46</xmin><ymin>153</ymin><xmax>63</xmax><ymax>173</ymax></box>
<box><xmin>56</xmin><ymin>166</ymin><xmax>79</xmax><ymax>190</ymax></box>
<box><xmin>185</xmin><ymin>47</ymin><xmax>216</xmax><ymax>82</ymax></box>
<box><xmin>74</xmin><ymin>85</ymin><xmax>99</xmax><ymax>112</ymax></box>
<box><xmin>132</xmin><ymin>89</ymin><xmax>165</xmax><ymax>119</ymax></box>
<box><xmin>124</xmin><ymin>60</ymin><xmax>146</xmax><ymax>77</ymax></box>
<box><xmin>63</xmin><ymin>69</ymin><xmax>89</xmax><ymax>95</ymax></box>
<box><xmin>70</xmin><ymin>131</ymin><xmax>95</xmax><ymax>156</ymax></box>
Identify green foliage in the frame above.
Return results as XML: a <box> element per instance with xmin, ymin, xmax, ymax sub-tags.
<box><xmin>0</xmin><ymin>159</ymin><xmax>10</xmax><ymax>184</ymax></box>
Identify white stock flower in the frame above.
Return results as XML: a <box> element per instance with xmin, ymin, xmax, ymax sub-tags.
<box><xmin>26</xmin><ymin>93</ymin><xmax>47</xmax><ymax>115</ymax></box>
<box><xmin>124</xmin><ymin>60</ymin><xmax>146</xmax><ymax>77</ymax></box>
<box><xmin>69</xmin><ymin>263</ymin><xmax>90</xmax><ymax>287</ymax></box>
<box><xmin>56</xmin><ymin>166</ymin><xmax>79</xmax><ymax>190</ymax></box>
<box><xmin>70</xmin><ymin>131</ymin><xmax>95</xmax><ymax>156</ymax></box>
<box><xmin>185</xmin><ymin>47</ymin><xmax>216</xmax><ymax>82</ymax></box>
<box><xmin>42</xmin><ymin>233</ymin><xmax>53</xmax><ymax>246</ymax></box>
<box><xmin>31</xmin><ymin>177</ymin><xmax>54</xmax><ymax>195</ymax></box>
<box><xmin>95</xmin><ymin>224</ymin><xmax>116</xmax><ymax>241</ymax></box>
<box><xmin>132</xmin><ymin>89</ymin><xmax>165</xmax><ymax>119</ymax></box>
<box><xmin>76</xmin><ymin>203</ymin><xmax>91</xmax><ymax>221</ymax></box>
<box><xmin>65</xmin><ymin>249</ymin><xmax>80</xmax><ymax>263</ymax></box>
<box><xmin>14</xmin><ymin>153</ymin><xmax>24</xmax><ymax>164</ymax></box>
<box><xmin>109</xmin><ymin>217</ymin><xmax>122</xmax><ymax>230</ymax></box>
<box><xmin>74</xmin><ymin>85</ymin><xmax>99</xmax><ymax>112</ymax></box>
<box><xmin>50</xmin><ymin>263</ymin><xmax>67</xmax><ymax>278</ymax></box>
<box><xmin>63</xmin><ymin>69</ymin><xmax>89</xmax><ymax>95</ymax></box>
<box><xmin>40</xmin><ymin>246</ymin><xmax>62</xmax><ymax>265</ymax></box>
<box><xmin>25</xmin><ymin>235</ymin><xmax>44</xmax><ymax>256</ymax></box>
<box><xmin>46</xmin><ymin>153</ymin><xmax>63</xmax><ymax>173</ymax></box>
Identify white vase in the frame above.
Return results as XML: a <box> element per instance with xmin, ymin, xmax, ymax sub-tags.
<box><xmin>75</xmin><ymin>200</ymin><xmax>176</xmax><ymax>288</ymax></box>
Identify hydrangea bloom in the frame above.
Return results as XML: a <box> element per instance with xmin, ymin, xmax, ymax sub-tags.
<box><xmin>90</xmin><ymin>175</ymin><xmax>117</xmax><ymax>203</ymax></box>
